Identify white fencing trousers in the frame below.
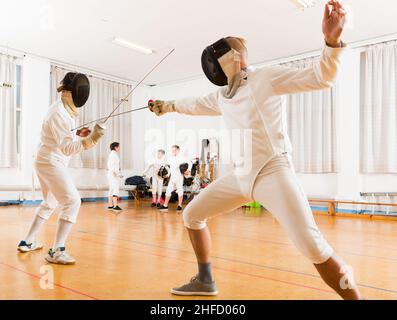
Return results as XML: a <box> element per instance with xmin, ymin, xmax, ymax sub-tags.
<box><xmin>183</xmin><ymin>156</ymin><xmax>334</xmax><ymax>264</ymax></box>
<box><xmin>107</xmin><ymin>173</ymin><xmax>120</xmax><ymax>197</ymax></box>
<box><xmin>152</xmin><ymin>176</ymin><xmax>164</xmax><ymax>196</ymax></box>
<box><xmin>166</xmin><ymin>176</ymin><xmax>184</xmax><ymax>197</ymax></box>
<box><xmin>34</xmin><ymin>160</ymin><xmax>81</xmax><ymax>224</ymax></box>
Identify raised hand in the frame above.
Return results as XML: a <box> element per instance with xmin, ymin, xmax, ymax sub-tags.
<box><xmin>322</xmin><ymin>0</ymin><xmax>346</xmax><ymax>48</ymax></box>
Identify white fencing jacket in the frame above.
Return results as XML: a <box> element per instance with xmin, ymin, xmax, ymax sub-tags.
<box><xmin>168</xmin><ymin>155</ymin><xmax>190</xmax><ymax>182</ymax></box>
<box><xmin>107</xmin><ymin>151</ymin><xmax>120</xmax><ymax>177</ymax></box>
<box><xmin>36</xmin><ymin>100</ymin><xmax>84</xmax><ymax>165</ymax></box>
<box><xmin>172</xmin><ymin>45</ymin><xmax>345</xmax><ymax>198</ymax></box>
<box><xmin>143</xmin><ymin>156</ymin><xmax>167</xmax><ymax>178</ymax></box>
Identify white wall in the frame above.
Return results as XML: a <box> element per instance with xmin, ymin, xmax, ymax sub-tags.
<box><xmin>149</xmin><ymin>78</ymin><xmax>222</xmax><ymax>157</ymax></box>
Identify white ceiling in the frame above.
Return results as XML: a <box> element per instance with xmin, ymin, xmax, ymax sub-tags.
<box><xmin>1</xmin><ymin>0</ymin><xmax>397</xmax><ymax>85</ymax></box>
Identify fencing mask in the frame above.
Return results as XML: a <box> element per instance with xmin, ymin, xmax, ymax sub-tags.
<box><xmin>158</xmin><ymin>166</ymin><xmax>169</xmax><ymax>179</ymax></box>
<box><xmin>201</xmin><ymin>38</ymin><xmax>231</xmax><ymax>86</ymax></box>
<box><xmin>179</xmin><ymin>163</ymin><xmax>189</xmax><ymax>175</ymax></box>
<box><xmin>201</xmin><ymin>38</ymin><xmax>245</xmax><ymax>98</ymax></box>
<box><xmin>57</xmin><ymin>72</ymin><xmax>90</xmax><ymax>108</ymax></box>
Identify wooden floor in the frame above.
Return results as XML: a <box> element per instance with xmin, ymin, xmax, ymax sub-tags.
<box><xmin>1</xmin><ymin>200</ymin><xmax>397</xmax><ymax>300</ymax></box>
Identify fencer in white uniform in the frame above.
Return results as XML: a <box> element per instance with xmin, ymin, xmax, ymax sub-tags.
<box><xmin>143</xmin><ymin>149</ymin><xmax>167</xmax><ymax>208</ymax></box>
<box><xmin>18</xmin><ymin>72</ymin><xmax>106</xmax><ymax>265</ymax></box>
<box><xmin>107</xmin><ymin>142</ymin><xmax>123</xmax><ymax>212</ymax></box>
<box><xmin>159</xmin><ymin>145</ymin><xmax>190</xmax><ymax>212</ymax></box>
<box><xmin>149</xmin><ymin>3</ymin><xmax>361</xmax><ymax>299</ymax></box>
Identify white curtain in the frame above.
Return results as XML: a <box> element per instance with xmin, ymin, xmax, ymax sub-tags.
<box><xmin>51</xmin><ymin>66</ymin><xmax>134</xmax><ymax>170</ymax></box>
<box><xmin>360</xmin><ymin>41</ymin><xmax>397</xmax><ymax>173</ymax></box>
<box><xmin>283</xmin><ymin>57</ymin><xmax>337</xmax><ymax>173</ymax></box>
<box><xmin>0</xmin><ymin>54</ymin><xmax>17</xmax><ymax>168</ymax></box>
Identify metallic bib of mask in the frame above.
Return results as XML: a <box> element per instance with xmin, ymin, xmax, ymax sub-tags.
<box><xmin>57</xmin><ymin>72</ymin><xmax>90</xmax><ymax>108</ymax></box>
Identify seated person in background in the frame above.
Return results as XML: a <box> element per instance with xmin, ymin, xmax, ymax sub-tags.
<box><xmin>143</xmin><ymin>149</ymin><xmax>168</xmax><ymax>208</ymax></box>
<box><xmin>107</xmin><ymin>142</ymin><xmax>123</xmax><ymax>212</ymax></box>
<box><xmin>159</xmin><ymin>145</ymin><xmax>191</xmax><ymax>213</ymax></box>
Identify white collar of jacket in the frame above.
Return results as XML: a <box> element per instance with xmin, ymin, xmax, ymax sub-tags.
<box><xmin>61</xmin><ymin>97</ymin><xmax>79</xmax><ymax>119</ymax></box>
<box><xmin>56</xmin><ymin>99</ymin><xmax>75</xmax><ymax>122</ymax></box>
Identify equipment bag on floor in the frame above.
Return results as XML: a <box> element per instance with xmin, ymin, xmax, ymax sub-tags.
<box><xmin>125</xmin><ymin>176</ymin><xmax>147</xmax><ymax>186</ymax></box>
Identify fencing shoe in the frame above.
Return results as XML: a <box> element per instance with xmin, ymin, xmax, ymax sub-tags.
<box><xmin>17</xmin><ymin>240</ymin><xmax>43</xmax><ymax>253</ymax></box>
<box><xmin>45</xmin><ymin>247</ymin><xmax>76</xmax><ymax>265</ymax></box>
<box><xmin>171</xmin><ymin>275</ymin><xmax>218</xmax><ymax>296</ymax></box>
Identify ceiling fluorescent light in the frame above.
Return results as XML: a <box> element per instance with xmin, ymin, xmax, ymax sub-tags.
<box><xmin>290</xmin><ymin>0</ymin><xmax>316</xmax><ymax>9</ymax></box>
<box><xmin>112</xmin><ymin>37</ymin><xmax>153</xmax><ymax>55</ymax></box>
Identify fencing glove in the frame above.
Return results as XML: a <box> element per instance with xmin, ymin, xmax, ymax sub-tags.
<box><xmin>113</xmin><ymin>172</ymin><xmax>123</xmax><ymax>178</ymax></box>
<box><xmin>148</xmin><ymin>100</ymin><xmax>176</xmax><ymax>116</ymax></box>
<box><xmin>81</xmin><ymin>122</ymin><xmax>106</xmax><ymax>150</ymax></box>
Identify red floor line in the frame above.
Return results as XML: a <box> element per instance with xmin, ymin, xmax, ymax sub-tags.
<box><xmin>6</xmin><ymin>211</ymin><xmax>389</xmax><ymax>297</ymax></box>
<box><xmin>75</xmin><ymin>228</ymin><xmax>397</xmax><ymax>294</ymax></box>
<box><xmin>215</xmin><ymin>230</ymin><xmax>397</xmax><ymax>263</ymax></box>
<box><xmin>76</xmin><ymin>212</ymin><xmax>397</xmax><ymax>264</ymax></box>
<box><xmin>6</xmin><ymin>219</ymin><xmax>393</xmax><ymax>296</ymax></box>
<box><xmin>73</xmin><ymin>214</ymin><xmax>397</xmax><ymax>269</ymax></box>
<box><xmin>11</xmin><ymin>215</ymin><xmax>397</xmax><ymax>263</ymax></box>
<box><xmin>72</xmin><ymin>235</ymin><xmax>336</xmax><ymax>297</ymax></box>
<box><xmin>213</xmin><ymin>266</ymin><xmax>335</xmax><ymax>295</ymax></box>
<box><xmin>0</xmin><ymin>261</ymin><xmax>99</xmax><ymax>300</ymax></box>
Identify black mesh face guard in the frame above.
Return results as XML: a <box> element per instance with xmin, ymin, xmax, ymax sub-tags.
<box><xmin>179</xmin><ymin>163</ymin><xmax>189</xmax><ymax>174</ymax></box>
<box><xmin>158</xmin><ymin>166</ymin><xmax>168</xmax><ymax>178</ymax></box>
<box><xmin>201</xmin><ymin>38</ymin><xmax>231</xmax><ymax>86</ymax></box>
<box><xmin>58</xmin><ymin>73</ymin><xmax>90</xmax><ymax>108</ymax></box>
<box><xmin>210</xmin><ymin>38</ymin><xmax>232</xmax><ymax>59</ymax></box>
<box><xmin>71</xmin><ymin>73</ymin><xmax>90</xmax><ymax>108</ymax></box>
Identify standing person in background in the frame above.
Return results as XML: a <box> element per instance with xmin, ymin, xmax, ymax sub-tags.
<box><xmin>143</xmin><ymin>149</ymin><xmax>168</xmax><ymax>208</ymax></box>
<box><xmin>159</xmin><ymin>145</ymin><xmax>190</xmax><ymax>213</ymax></box>
<box><xmin>107</xmin><ymin>142</ymin><xmax>123</xmax><ymax>213</ymax></box>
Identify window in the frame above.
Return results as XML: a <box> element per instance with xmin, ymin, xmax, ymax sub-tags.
<box><xmin>0</xmin><ymin>54</ymin><xmax>17</xmax><ymax>168</ymax></box>
<box><xmin>283</xmin><ymin>57</ymin><xmax>338</xmax><ymax>173</ymax></box>
<box><xmin>360</xmin><ymin>41</ymin><xmax>397</xmax><ymax>173</ymax></box>
<box><xmin>15</xmin><ymin>63</ymin><xmax>22</xmax><ymax>157</ymax></box>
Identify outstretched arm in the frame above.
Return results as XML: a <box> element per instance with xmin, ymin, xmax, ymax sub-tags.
<box><xmin>271</xmin><ymin>1</ymin><xmax>346</xmax><ymax>95</ymax></box>
<box><xmin>173</xmin><ymin>92</ymin><xmax>222</xmax><ymax>116</ymax></box>
<box><xmin>148</xmin><ymin>90</ymin><xmax>222</xmax><ymax>117</ymax></box>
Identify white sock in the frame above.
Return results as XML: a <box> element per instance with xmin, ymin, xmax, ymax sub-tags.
<box><xmin>25</xmin><ymin>216</ymin><xmax>46</xmax><ymax>244</ymax></box>
<box><xmin>52</xmin><ymin>220</ymin><xmax>74</xmax><ymax>250</ymax></box>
